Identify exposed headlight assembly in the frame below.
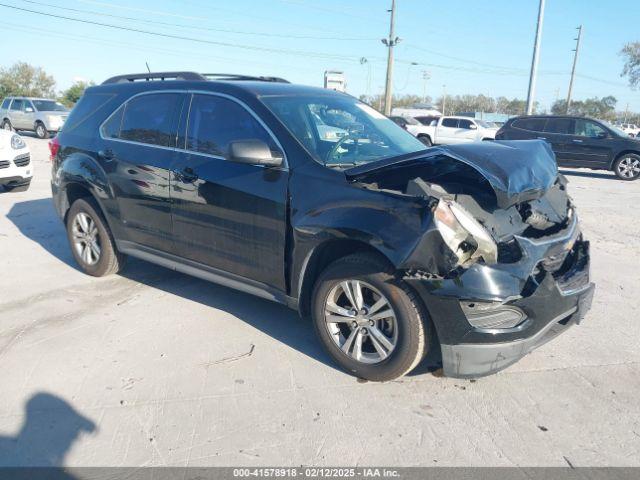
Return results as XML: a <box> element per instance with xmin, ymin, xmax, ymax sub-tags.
<box><xmin>434</xmin><ymin>199</ymin><xmax>498</xmax><ymax>266</ymax></box>
<box><xmin>10</xmin><ymin>134</ymin><xmax>26</xmax><ymax>150</ymax></box>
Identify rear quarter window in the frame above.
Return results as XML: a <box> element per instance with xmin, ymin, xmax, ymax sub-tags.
<box><xmin>1</xmin><ymin>98</ymin><xmax>10</xmax><ymax>109</ymax></box>
<box><xmin>63</xmin><ymin>92</ymin><xmax>117</xmax><ymax>135</ymax></box>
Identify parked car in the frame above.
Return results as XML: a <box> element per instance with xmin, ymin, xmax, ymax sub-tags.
<box><xmin>496</xmin><ymin>115</ymin><xmax>640</xmax><ymax>180</ymax></box>
<box><xmin>389</xmin><ymin>116</ymin><xmax>433</xmax><ymax>145</ymax></box>
<box><xmin>1</xmin><ymin>97</ymin><xmax>70</xmax><ymax>139</ymax></box>
<box><xmin>0</xmin><ymin>130</ymin><xmax>32</xmax><ymax>191</ymax></box>
<box><xmin>417</xmin><ymin>116</ymin><xmax>498</xmax><ymax>146</ymax></box>
<box><xmin>618</xmin><ymin>123</ymin><xmax>640</xmax><ymax>137</ymax></box>
<box><xmin>51</xmin><ymin>71</ymin><xmax>594</xmax><ymax>381</ymax></box>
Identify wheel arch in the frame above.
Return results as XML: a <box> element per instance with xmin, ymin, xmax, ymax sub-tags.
<box><xmin>296</xmin><ymin>239</ymin><xmax>395</xmax><ymax>318</ymax></box>
<box><xmin>611</xmin><ymin>150</ymin><xmax>640</xmax><ymax>169</ymax></box>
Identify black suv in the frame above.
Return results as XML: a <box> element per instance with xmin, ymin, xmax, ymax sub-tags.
<box><xmin>496</xmin><ymin>115</ymin><xmax>640</xmax><ymax>180</ymax></box>
<box><xmin>51</xmin><ymin>72</ymin><xmax>594</xmax><ymax>381</ymax></box>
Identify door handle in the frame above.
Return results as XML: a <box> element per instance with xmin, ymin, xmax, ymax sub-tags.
<box><xmin>175</xmin><ymin>167</ymin><xmax>198</xmax><ymax>183</ymax></box>
<box><xmin>98</xmin><ymin>148</ymin><xmax>115</xmax><ymax>161</ymax></box>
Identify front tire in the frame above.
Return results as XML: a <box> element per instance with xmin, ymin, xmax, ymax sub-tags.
<box><xmin>3</xmin><ymin>181</ymin><xmax>30</xmax><ymax>192</ymax></box>
<box><xmin>35</xmin><ymin>122</ymin><xmax>49</xmax><ymax>139</ymax></box>
<box><xmin>66</xmin><ymin>197</ymin><xmax>125</xmax><ymax>276</ymax></box>
<box><xmin>311</xmin><ymin>253</ymin><xmax>428</xmax><ymax>381</ymax></box>
<box><xmin>613</xmin><ymin>154</ymin><xmax>640</xmax><ymax>180</ymax></box>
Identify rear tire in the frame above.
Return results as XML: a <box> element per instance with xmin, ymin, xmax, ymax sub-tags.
<box><xmin>1</xmin><ymin>119</ymin><xmax>13</xmax><ymax>132</ymax></box>
<box><xmin>311</xmin><ymin>253</ymin><xmax>428</xmax><ymax>381</ymax></box>
<box><xmin>613</xmin><ymin>154</ymin><xmax>640</xmax><ymax>180</ymax></box>
<box><xmin>418</xmin><ymin>135</ymin><xmax>432</xmax><ymax>147</ymax></box>
<box><xmin>35</xmin><ymin>122</ymin><xmax>49</xmax><ymax>139</ymax></box>
<box><xmin>66</xmin><ymin>197</ymin><xmax>126</xmax><ymax>276</ymax></box>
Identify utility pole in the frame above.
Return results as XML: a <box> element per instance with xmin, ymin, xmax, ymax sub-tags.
<box><xmin>441</xmin><ymin>85</ymin><xmax>447</xmax><ymax>115</ymax></box>
<box><xmin>382</xmin><ymin>0</ymin><xmax>400</xmax><ymax>115</ymax></box>
<box><xmin>526</xmin><ymin>0</ymin><xmax>546</xmax><ymax>115</ymax></box>
<box><xmin>421</xmin><ymin>70</ymin><xmax>430</xmax><ymax>104</ymax></box>
<box><xmin>565</xmin><ymin>25</ymin><xmax>583</xmax><ymax>114</ymax></box>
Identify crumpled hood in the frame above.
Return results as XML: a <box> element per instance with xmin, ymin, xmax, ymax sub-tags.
<box><xmin>345</xmin><ymin>140</ymin><xmax>558</xmax><ymax>209</ymax></box>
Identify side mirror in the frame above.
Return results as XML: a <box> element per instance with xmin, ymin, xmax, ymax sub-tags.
<box><xmin>25</xmin><ymin>107</ymin><xmax>34</xmax><ymax>113</ymax></box>
<box><xmin>468</xmin><ymin>123</ymin><xmax>478</xmax><ymax>130</ymax></box>
<box><xmin>597</xmin><ymin>132</ymin><xmax>608</xmax><ymax>139</ymax></box>
<box><xmin>228</xmin><ymin>140</ymin><xmax>283</xmax><ymax>167</ymax></box>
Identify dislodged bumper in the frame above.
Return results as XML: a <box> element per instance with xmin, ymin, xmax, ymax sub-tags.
<box><xmin>406</xmin><ymin>213</ymin><xmax>595</xmax><ymax>378</ymax></box>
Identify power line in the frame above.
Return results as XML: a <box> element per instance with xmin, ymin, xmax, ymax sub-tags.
<box><xmin>19</xmin><ymin>0</ymin><xmax>376</xmax><ymax>41</ymax></box>
<box><xmin>0</xmin><ymin>3</ymin><xmax>362</xmax><ymax>62</ymax></box>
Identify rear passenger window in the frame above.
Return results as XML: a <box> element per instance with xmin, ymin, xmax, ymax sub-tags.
<box><xmin>119</xmin><ymin>93</ymin><xmax>180</xmax><ymax>147</ymax></box>
<box><xmin>10</xmin><ymin>99</ymin><xmax>23</xmax><ymax>111</ymax></box>
<box><xmin>512</xmin><ymin>118</ymin><xmax>546</xmax><ymax>132</ymax></box>
<box><xmin>185</xmin><ymin>94</ymin><xmax>277</xmax><ymax>158</ymax></box>
<box><xmin>441</xmin><ymin>118</ymin><xmax>458</xmax><ymax>128</ymax></box>
<box><xmin>544</xmin><ymin>118</ymin><xmax>573</xmax><ymax>134</ymax></box>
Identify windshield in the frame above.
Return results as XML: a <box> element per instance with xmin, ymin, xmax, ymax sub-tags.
<box><xmin>32</xmin><ymin>100</ymin><xmax>68</xmax><ymax>112</ymax></box>
<box><xmin>262</xmin><ymin>94</ymin><xmax>426</xmax><ymax>166</ymax></box>
<box><xmin>475</xmin><ymin>119</ymin><xmax>495</xmax><ymax>128</ymax></box>
<box><xmin>604</xmin><ymin>122</ymin><xmax>629</xmax><ymax>138</ymax></box>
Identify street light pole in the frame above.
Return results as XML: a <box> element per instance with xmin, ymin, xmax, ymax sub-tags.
<box><xmin>441</xmin><ymin>84</ymin><xmax>447</xmax><ymax>115</ymax></box>
<box><xmin>422</xmin><ymin>70</ymin><xmax>430</xmax><ymax>103</ymax></box>
<box><xmin>382</xmin><ymin>0</ymin><xmax>399</xmax><ymax>116</ymax></box>
<box><xmin>565</xmin><ymin>25</ymin><xmax>583</xmax><ymax>114</ymax></box>
<box><xmin>526</xmin><ymin>0</ymin><xmax>546</xmax><ymax>115</ymax></box>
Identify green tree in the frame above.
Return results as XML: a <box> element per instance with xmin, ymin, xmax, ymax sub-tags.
<box><xmin>620</xmin><ymin>42</ymin><xmax>640</xmax><ymax>89</ymax></box>
<box><xmin>551</xmin><ymin>96</ymin><xmax>617</xmax><ymax>120</ymax></box>
<box><xmin>0</xmin><ymin>62</ymin><xmax>56</xmax><ymax>98</ymax></box>
<box><xmin>60</xmin><ymin>81</ymin><xmax>94</xmax><ymax>107</ymax></box>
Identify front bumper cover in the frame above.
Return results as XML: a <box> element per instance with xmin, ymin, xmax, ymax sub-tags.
<box><xmin>406</xmin><ymin>213</ymin><xmax>595</xmax><ymax>378</ymax></box>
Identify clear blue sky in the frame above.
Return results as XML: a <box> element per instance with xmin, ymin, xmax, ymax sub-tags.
<box><xmin>1</xmin><ymin>0</ymin><xmax>639</xmax><ymax>112</ymax></box>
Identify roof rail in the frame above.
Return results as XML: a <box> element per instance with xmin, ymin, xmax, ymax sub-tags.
<box><xmin>202</xmin><ymin>73</ymin><xmax>290</xmax><ymax>83</ymax></box>
<box><xmin>102</xmin><ymin>71</ymin><xmax>206</xmax><ymax>85</ymax></box>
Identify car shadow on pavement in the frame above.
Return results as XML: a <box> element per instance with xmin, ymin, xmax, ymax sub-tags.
<box><xmin>6</xmin><ymin>198</ymin><xmax>442</xmax><ymax>379</ymax></box>
<box><xmin>0</xmin><ymin>392</ymin><xmax>95</xmax><ymax>470</ymax></box>
<box><xmin>6</xmin><ymin>198</ymin><xmax>78</xmax><ymax>269</ymax></box>
<box><xmin>559</xmin><ymin>168</ymin><xmax>618</xmax><ymax>180</ymax></box>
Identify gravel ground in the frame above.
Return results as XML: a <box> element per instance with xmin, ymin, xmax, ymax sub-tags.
<box><xmin>0</xmin><ymin>135</ymin><xmax>639</xmax><ymax>467</ymax></box>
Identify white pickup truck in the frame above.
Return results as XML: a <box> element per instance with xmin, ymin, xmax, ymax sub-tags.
<box><xmin>417</xmin><ymin>116</ymin><xmax>498</xmax><ymax>146</ymax></box>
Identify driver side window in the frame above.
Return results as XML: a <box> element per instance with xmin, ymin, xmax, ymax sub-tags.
<box><xmin>574</xmin><ymin>119</ymin><xmax>606</xmax><ymax>138</ymax></box>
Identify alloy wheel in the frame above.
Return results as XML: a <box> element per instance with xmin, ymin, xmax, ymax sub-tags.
<box><xmin>36</xmin><ymin>124</ymin><xmax>46</xmax><ymax>138</ymax></box>
<box><xmin>617</xmin><ymin>156</ymin><xmax>640</xmax><ymax>179</ymax></box>
<box><xmin>71</xmin><ymin>212</ymin><xmax>101</xmax><ymax>265</ymax></box>
<box><xmin>324</xmin><ymin>280</ymin><xmax>398</xmax><ymax>364</ymax></box>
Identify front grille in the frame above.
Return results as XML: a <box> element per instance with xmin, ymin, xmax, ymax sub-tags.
<box><xmin>13</xmin><ymin>154</ymin><xmax>30</xmax><ymax>167</ymax></box>
<box><xmin>0</xmin><ymin>160</ymin><xmax>9</xmax><ymax>169</ymax></box>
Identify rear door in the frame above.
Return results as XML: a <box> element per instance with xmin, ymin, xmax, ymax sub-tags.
<box><xmin>565</xmin><ymin>118</ymin><xmax>613</xmax><ymax>167</ymax></box>
<box><xmin>99</xmin><ymin>91</ymin><xmax>185</xmax><ymax>253</ymax></box>
<box><xmin>436</xmin><ymin>117</ymin><xmax>459</xmax><ymax>144</ymax></box>
<box><xmin>170</xmin><ymin>92</ymin><xmax>289</xmax><ymax>289</ymax></box>
<box><xmin>9</xmin><ymin>99</ymin><xmax>27</xmax><ymax>129</ymax></box>
<box><xmin>541</xmin><ymin>117</ymin><xmax>575</xmax><ymax>166</ymax></box>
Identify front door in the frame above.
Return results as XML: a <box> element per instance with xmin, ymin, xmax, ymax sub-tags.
<box><xmin>170</xmin><ymin>93</ymin><xmax>288</xmax><ymax>290</ymax></box>
<box><xmin>100</xmin><ymin>91</ymin><xmax>185</xmax><ymax>253</ymax></box>
<box><xmin>564</xmin><ymin>118</ymin><xmax>613</xmax><ymax>168</ymax></box>
<box><xmin>437</xmin><ymin>117</ymin><xmax>460</xmax><ymax>144</ymax></box>
<box><xmin>455</xmin><ymin>118</ymin><xmax>479</xmax><ymax>143</ymax></box>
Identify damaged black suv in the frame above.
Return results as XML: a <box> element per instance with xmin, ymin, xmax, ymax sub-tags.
<box><xmin>51</xmin><ymin>72</ymin><xmax>594</xmax><ymax>381</ymax></box>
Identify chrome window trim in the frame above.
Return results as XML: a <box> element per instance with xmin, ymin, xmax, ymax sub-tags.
<box><xmin>98</xmin><ymin>89</ymin><xmax>288</xmax><ymax>169</ymax></box>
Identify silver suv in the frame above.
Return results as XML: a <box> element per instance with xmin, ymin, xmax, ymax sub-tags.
<box><xmin>0</xmin><ymin>97</ymin><xmax>70</xmax><ymax>139</ymax></box>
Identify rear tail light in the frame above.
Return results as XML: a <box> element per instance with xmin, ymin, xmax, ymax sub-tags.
<box><xmin>48</xmin><ymin>136</ymin><xmax>60</xmax><ymax>161</ymax></box>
